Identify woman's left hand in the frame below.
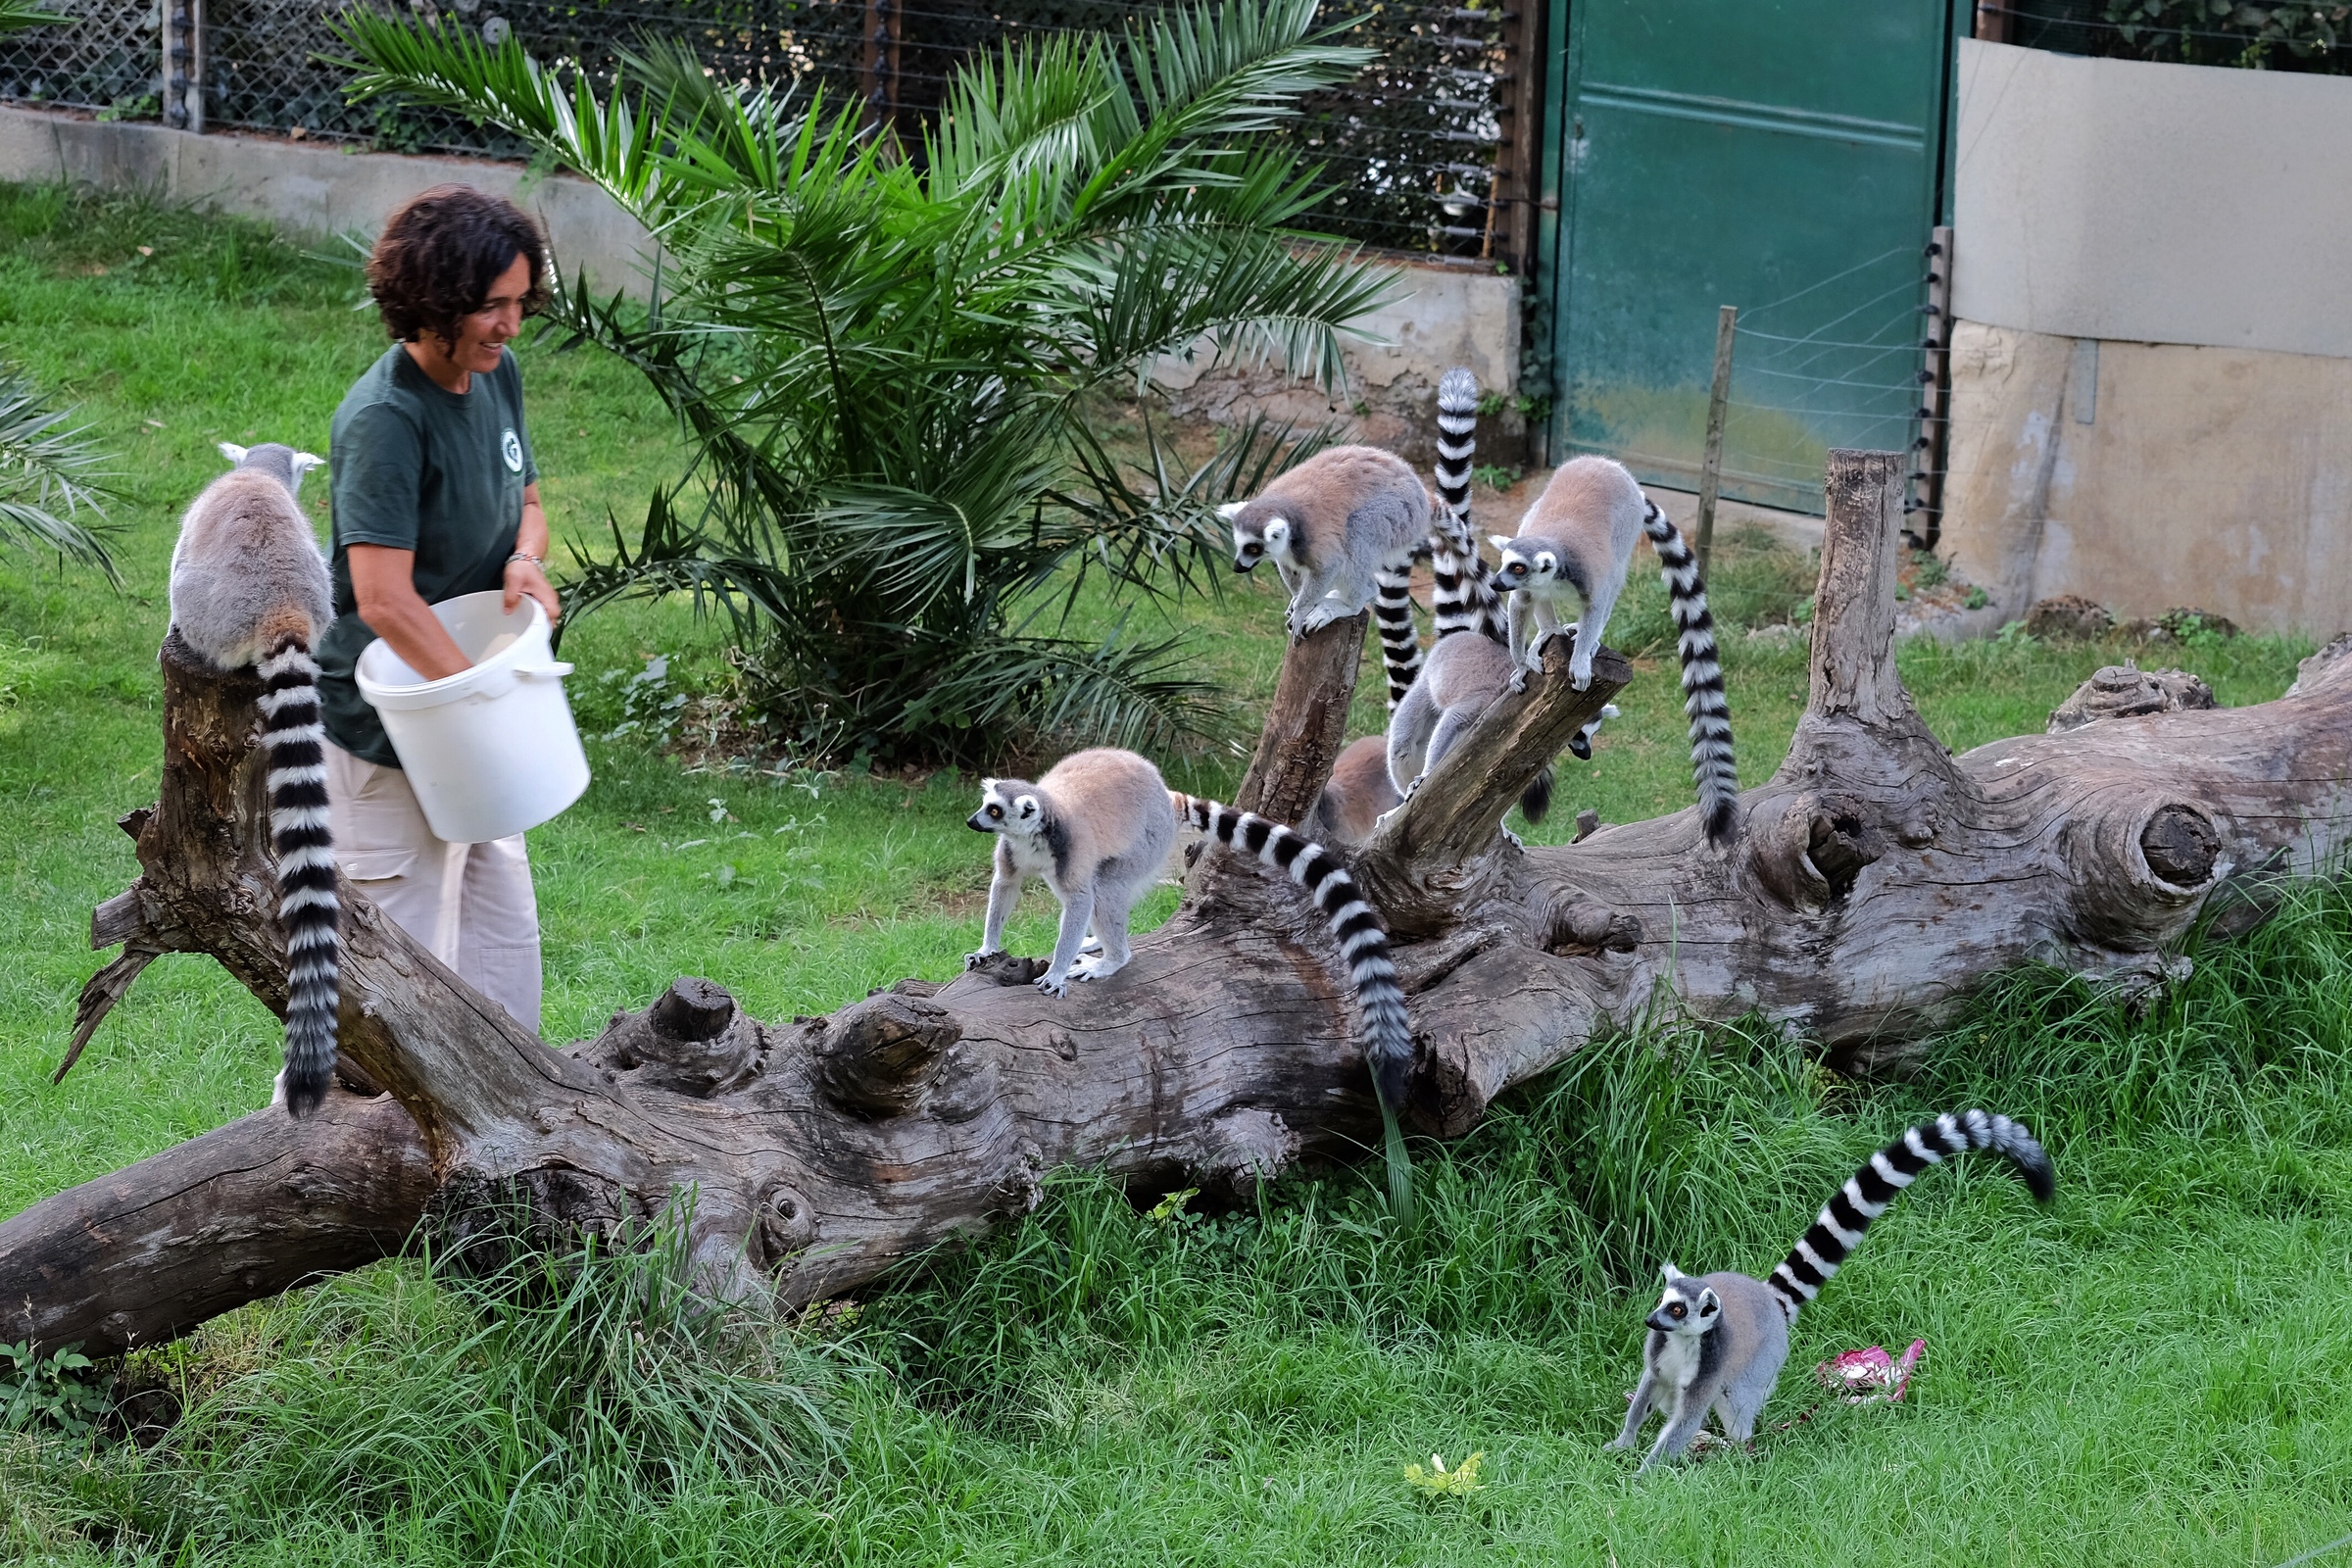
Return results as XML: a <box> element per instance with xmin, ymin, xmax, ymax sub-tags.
<box><xmin>504</xmin><ymin>555</ymin><xmax>562</xmax><ymax>624</ymax></box>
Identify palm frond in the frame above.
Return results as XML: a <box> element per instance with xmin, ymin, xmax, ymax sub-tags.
<box><xmin>0</xmin><ymin>366</ymin><xmax>119</xmax><ymax>583</ymax></box>
<box><xmin>0</xmin><ymin>1</ymin><xmax>69</xmax><ymax>31</ymax></box>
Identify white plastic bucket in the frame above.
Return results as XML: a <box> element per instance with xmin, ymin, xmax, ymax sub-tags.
<box><xmin>356</xmin><ymin>591</ymin><xmax>591</xmax><ymax>843</ymax></box>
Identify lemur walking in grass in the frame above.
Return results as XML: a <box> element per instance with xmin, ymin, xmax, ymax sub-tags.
<box><xmin>1611</xmin><ymin>1110</ymin><xmax>2055</xmax><ymax>1472</ymax></box>
<box><xmin>965</xmin><ymin>748</ymin><xmax>1417</xmax><ymax>1210</ymax></box>
<box><xmin>169</xmin><ymin>442</ymin><xmax>340</xmax><ymax>1117</ymax></box>
<box><xmin>1490</xmin><ymin>456</ymin><xmax>1738</xmax><ymax>843</ymax></box>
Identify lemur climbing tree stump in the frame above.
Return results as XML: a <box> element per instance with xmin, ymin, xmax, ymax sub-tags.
<box><xmin>9</xmin><ymin>449</ymin><xmax>2352</xmax><ymax>1356</ymax></box>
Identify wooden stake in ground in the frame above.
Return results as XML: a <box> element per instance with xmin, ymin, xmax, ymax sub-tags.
<box><xmin>1694</xmin><ymin>304</ymin><xmax>1737</xmax><ymax>581</ymax></box>
<box><xmin>8</xmin><ymin>450</ymin><xmax>2352</xmax><ymax>1357</ymax></box>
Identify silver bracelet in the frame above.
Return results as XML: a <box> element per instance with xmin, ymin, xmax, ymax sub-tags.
<box><xmin>506</xmin><ymin>549</ymin><xmax>545</xmax><ymax>570</ymax></box>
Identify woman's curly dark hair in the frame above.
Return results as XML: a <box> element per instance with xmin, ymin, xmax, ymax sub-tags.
<box><xmin>366</xmin><ymin>184</ymin><xmax>549</xmax><ymax>346</ymax></box>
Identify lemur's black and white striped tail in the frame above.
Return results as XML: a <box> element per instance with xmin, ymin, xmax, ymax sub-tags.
<box><xmin>1430</xmin><ymin>368</ymin><xmax>1503</xmax><ymax>645</ymax></box>
<box><xmin>1373</xmin><ymin>565</ymin><xmax>1423</xmax><ymax>708</ymax></box>
<box><xmin>1640</xmin><ymin>499</ymin><xmax>1739</xmax><ymax>844</ymax></box>
<box><xmin>259</xmin><ymin>630</ymin><xmax>340</xmax><ymax>1118</ymax></box>
<box><xmin>1766</xmin><ymin>1110</ymin><xmax>2055</xmax><ymax>1321</ymax></box>
<box><xmin>1173</xmin><ymin>792</ymin><xmax>1416</xmax><ymax>1213</ymax></box>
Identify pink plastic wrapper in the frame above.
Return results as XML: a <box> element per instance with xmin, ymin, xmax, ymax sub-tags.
<box><xmin>1813</xmin><ymin>1339</ymin><xmax>1926</xmax><ymax>1403</ymax></box>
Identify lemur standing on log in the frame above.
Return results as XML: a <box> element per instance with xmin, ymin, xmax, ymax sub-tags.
<box><xmin>965</xmin><ymin>748</ymin><xmax>1418</xmax><ymax>1210</ymax></box>
<box><xmin>1611</xmin><ymin>1110</ymin><xmax>2055</xmax><ymax>1472</ymax></box>
<box><xmin>1221</xmin><ymin>446</ymin><xmax>1431</xmax><ymax>653</ymax></box>
<box><xmin>1491</xmin><ymin>456</ymin><xmax>1739</xmax><ymax>843</ymax></box>
<box><xmin>168</xmin><ymin>442</ymin><xmax>341</xmax><ymax>1117</ymax></box>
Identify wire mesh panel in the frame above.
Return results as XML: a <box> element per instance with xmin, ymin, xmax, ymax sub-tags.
<box><xmin>5</xmin><ymin>0</ymin><xmax>1507</xmax><ymax>256</ymax></box>
<box><xmin>0</xmin><ymin>0</ymin><xmax>163</xmax><ymax>116</ymax></box>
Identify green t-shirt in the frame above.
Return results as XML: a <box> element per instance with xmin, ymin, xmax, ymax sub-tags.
<box><xmin>318</xmin><ymin>345</ymin><xmax>538</xmax><ymax>765</ymax></box>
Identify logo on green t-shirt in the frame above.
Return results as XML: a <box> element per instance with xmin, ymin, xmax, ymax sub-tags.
<box><xmin>502</xmin><ymin>428</ymin><xmax>523</xmax><ymax>473</ymax></box>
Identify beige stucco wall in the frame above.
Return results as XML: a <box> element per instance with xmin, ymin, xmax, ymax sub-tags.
<box><xmin>1954</xmin><ymin>39</ymin><xmax>2352</xmax><ymax>356</ymax></box>
<box><xmin>1943</xmin><ymin>44</ymin><xmax>2352</xmax><ymax>636</ymax></box>
<box><xmin>1941</xmin><ymin>320</ymin><xmax>2352</xmax><ymax>634</ymax></box>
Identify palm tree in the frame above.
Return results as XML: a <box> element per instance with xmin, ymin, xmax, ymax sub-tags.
<box><xmin>0</xmin><ymin>366</ymin><xmax>117</xmax><ymax>585</ymax></box>
<box><xmin>331</xmin><ymin>0</ymin><xmax>1397</xmax><ymax>763</ymax></box>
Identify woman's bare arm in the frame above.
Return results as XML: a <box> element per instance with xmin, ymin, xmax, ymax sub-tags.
<box><xmin>349</xmin><ymin>544</ymin><xmax>470</xmax><ymax>680</ymax></box>
<box><xmin>502</xmin><ymin>482</ymin><xmax>561</xmax><ymax>623</ymax></box>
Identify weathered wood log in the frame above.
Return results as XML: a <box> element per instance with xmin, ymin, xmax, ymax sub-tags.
<box><xmin>9</xmin><ymin>448</ymin><xmax>2352</xmax><ymax>1355</ymax></box>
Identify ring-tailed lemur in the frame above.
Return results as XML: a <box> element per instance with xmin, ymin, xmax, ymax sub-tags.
<box><xmin>1305</xmin><ymin>735</ymin><xmax>1401</xmax><ymax>847</ymax></box>
<box><xmin>169</xmin><ymin>442</ymin><xmax>339</xmax><ymax>1117</ymax></box>
<box><xmin>1610</xmin><ymin>1110</ymin><xmax>2055</xmax><ymax>1472</ymax></box>
<box><xmin>1490</xmin><ymin>456</ymin><xmax>1738</xmax><ymax>843</ymax></box>
<box><xmin>1222</xmin><ymin>445</ymin><xmax>1431</xmax><ymax>647</ymax></box>
<box><xmin>966</xmin><ymin>749</ymin><xmax>1174</xmax><ymax>998</ymax></box>
<box><xmin>965</xmin><ymin>748</ymin><xmax>1418</xmax><ymax>1210</ymax></box>
<box><xmin>1382</xmin><ymin>629</ymin><xmax>1584</xmax><ymax>827</ymax></box>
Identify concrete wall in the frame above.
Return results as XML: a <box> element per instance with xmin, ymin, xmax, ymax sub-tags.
<box><xmin>1954</xmin><ymin>38</ymin><xmax>2352</xmax><ymax>358</ymax></box>
<box><xmin>0</xmin><ymin>106</ymin><xmax>660</xmax><ymax>294</ymax></box>
<box><xmin>1942</xmin><ymin>43</ymin><xmax>2352</xmax><ymax>635</ymax></box>
<box><xmin>1940</xmin><ymin>321</ymin><xmax>2352</xmax><ymax>635</ymax></box>
<box><xmin>0</xmin><ymin>105</ymin><xmax>1519</xmax><ymax>461</ymax></box>
<box><xmin>1149</xmin><ymin>266</ymin><xmax>1522</xmax><ymax>461</ymax></box>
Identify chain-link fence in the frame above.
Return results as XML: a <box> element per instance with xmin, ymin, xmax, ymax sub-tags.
<box><xmin>0</xmin><ymin>0</ymin><xmax>161</xmax><ymax>119</ymax></box>
<box><xmin>0</xmin><ymin>0</ymin><xmax>1512</xmax><ymax>257</ymax></box>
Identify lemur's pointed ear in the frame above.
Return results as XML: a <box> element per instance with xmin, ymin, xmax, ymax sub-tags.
<box><xmin>218</xmin><ymin>442</ymin><xmax>248</xmax><ymax>466</ymax></box>
<box><xmin>1489</xmin><ymin>533</ymin><xmax>1513</xmax><ymax>551</ymax></box>
<box><xmin>1015</xmin><ymin>795</ymin><xmax>1040</xmax><ymax>819</ymax></box>
<box><xmin>980</xmin><ymin>777</ymin><xmax>999</xmax><ymax>792</ymax></box>
<box><xmin>1660</xmin><ymin>1261</ymin><xmax>1684</xmax><ymax>1282</ymax></box>
<box><xmin>1537</xmin><ymin>551</ymin><xmax>1557</xmax><ymax>573</ymax></box>
<box><xmin>1216</xmin><ymin>501</ymin><xmax>1246</xmax><ymax>521</ymax></box>
<box><xmin>293</xmin><ymin>451</ymin><xmax>325</xmax><ymax>477</ymax></box>
<box><xmin>1697</xmin><ymin>1288</ymin><xmax>1721</xmax><ymax>1315</ymax></box>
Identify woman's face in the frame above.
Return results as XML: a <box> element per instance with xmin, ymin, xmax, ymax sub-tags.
<box><xmin>442</xmin><ymin>252</ymin><xmax>533</xmax><ymax>373</ymax></box>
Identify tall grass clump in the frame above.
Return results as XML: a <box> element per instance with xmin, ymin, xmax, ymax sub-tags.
<box><xmin>19</xmin><ymin>1219</ymin><xmax>845</xmax><ymax>1560</ymax></box>
<box><xmin>332</xmin><ymin>0</ymin><xmax>1397</xmax><ymax>766</ymax></box>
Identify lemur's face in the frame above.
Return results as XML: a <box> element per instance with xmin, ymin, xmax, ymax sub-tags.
<box><xmin>1221</xmin><ymin>502</ymin><xmax>1293</xmax><ymax>574</ymax></box>
<box><xmin>968</xmin><ymin>778</ymin><xmax>1044</xmax><ymax>839</ymax></box>
<box><xmin>1488</xmin><ymin>535</ymin><xmax>1562</xmax><ymax>596</ymax></box>
<box><xmin>1645</xmin><ymin>1263</ymin><xmax>1722</xmax><ymax>1336</ymax></box>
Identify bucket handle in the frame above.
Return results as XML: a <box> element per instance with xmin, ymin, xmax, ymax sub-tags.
<box><xmin>515</xmin><ymin>662</ymin><xmax>574</xmax><ymax>681</ymax></box>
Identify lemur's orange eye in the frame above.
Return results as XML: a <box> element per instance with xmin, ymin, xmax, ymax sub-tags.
<box><xmin>987</xmin><ymin>806</ymin><xmax>1002</xmax><ymax>818</ymax></box>
<box><xmin>1669</xmin><ymin>1302</ymin><xmax>1686</xmax><ymax>1318</ymax></box>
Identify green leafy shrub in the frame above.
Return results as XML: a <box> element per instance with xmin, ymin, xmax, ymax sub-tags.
<box><xmin>333</xmin><ymin>2</ymin><xmax>1397</xmax><ymax>765</ymax></box>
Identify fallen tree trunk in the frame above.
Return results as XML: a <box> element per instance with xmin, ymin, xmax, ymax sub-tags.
<box><xmin>7</xmin><ymin>450</ymin><xmax>2350</xmax><ymax>1356</ymax></box>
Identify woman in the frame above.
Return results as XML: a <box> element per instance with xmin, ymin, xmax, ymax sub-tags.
<box><xmin>315</xmin><ymin>183</ymin><xmax>561</xmax><ymax>1032</ymax></box>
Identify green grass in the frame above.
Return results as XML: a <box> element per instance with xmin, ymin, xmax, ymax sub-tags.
<box><xmin>2</xmin><ymin>185</ymin><xmax>2347</xmax><ymax>1564</ymax></box>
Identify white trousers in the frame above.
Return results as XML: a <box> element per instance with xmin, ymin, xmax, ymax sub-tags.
<box><xmin>324</xmin><ymin>743</ymin><xmax>544</xmax><ymax>1032</ymax></box>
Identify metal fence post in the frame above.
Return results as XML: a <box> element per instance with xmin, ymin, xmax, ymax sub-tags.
<box><xmin>163</xmin><ymin>0</ymin><xmax>201</xmax><ymax>132</ymax></box>
<box><xmin>1694</xmin><ymin>304</ymin><xmax>1736</xmax><ymax>582</ymax></box>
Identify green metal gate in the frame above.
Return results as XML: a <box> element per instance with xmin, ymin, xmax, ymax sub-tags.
<box><xmin>1537</xmin><ymin>1</ymin><xmax>1961</xmax><ymax>513</ymax></box>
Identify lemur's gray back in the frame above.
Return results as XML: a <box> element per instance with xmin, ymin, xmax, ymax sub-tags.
<box><xmin>170</xmin><ymin>443</ymin><xmax>330</xmax><ymax>669</ymax></box>
<box><xmin>168</xmin><ymin>441</ymin><xmax>341</xmax><ymax>1118</ymax></box>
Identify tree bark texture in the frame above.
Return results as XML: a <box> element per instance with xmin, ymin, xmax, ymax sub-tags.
<box><xmin>8</xmin><ymin>450</ymin><xmax>2352</xmax><ymax>1357</ymax></box>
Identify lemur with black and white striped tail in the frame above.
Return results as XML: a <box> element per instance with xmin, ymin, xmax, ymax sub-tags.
<box><xmin>168</xmin><ymin>442</ymin><xmax>341</xmax><ymax>1117</ymax></box>
<box><xmin>1610</xmin><ymin>1110</ymin><xmax>2055</xmax><ymax>1472</ymax></box>
<box><xmin>1490</xmin><ymin>456</ymin><xmax>1739</xmax><ymax>842</ymax></box>
<box><xmin>964</xmin><ymin>749</ymin><xmax>1418</xmax><ymax>1211</ymax></box>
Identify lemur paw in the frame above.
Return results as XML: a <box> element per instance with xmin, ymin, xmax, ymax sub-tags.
<box><xmin>963</xmin><ymin>949</ymin><xmax>999</xmax><ymax>970</ymax></box>
<box><xmin>1499</xmin><ymin>826</ymin><xmax>1525</xmax><ymax>850</ymax></box>
<box><xmin>1507</xmin><ymin>670</ymin><xmax>1531</xmax><ymax>695</ymax></box>
<box><xmin>1034</xmin><ymin>973</ymin><xmax>1070</xmax><ymax>998</ymax></box>
<box><xmin>1571</xmin><ymin>665</ymin><xmax>1594</xmax><ymax>692</ymax></box>
<box><xmin>1604</xmin><ymin>1435</ymin><xmax>1636</xmax><ymax>1452</ymax></box>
